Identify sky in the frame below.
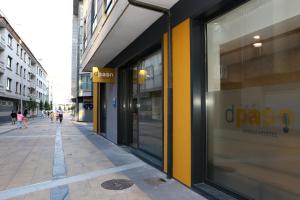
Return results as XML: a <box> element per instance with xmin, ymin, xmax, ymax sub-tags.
<box><xmin>0</xmin><ymin>0</ymin><xmax>73</xmax><ymax>104</ymax></box>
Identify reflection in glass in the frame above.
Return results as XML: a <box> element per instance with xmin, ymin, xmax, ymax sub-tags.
<box><xmin>207</xmin><ymin>0</ymin><xmax>300</xmax><ymax>199</ymax></box>
<box><xmin>131</xmin><ymin>51</ymin><xmax>163</xmax><ymax>159</ymax></box>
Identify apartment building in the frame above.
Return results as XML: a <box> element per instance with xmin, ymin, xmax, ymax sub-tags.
<box><xmin>77</xmin><ymin>0</ymin><xmax>300</xmax><ymax>199</ymax></box>
<box><xmin>0</xmin><ymin>14</ymin><xmax>49</xmax><ymax>122</ymax></box>
<box><xmin>71</xmin><ymin>0</ymin><xmax>93</xmax><ymax>122</ymax></box>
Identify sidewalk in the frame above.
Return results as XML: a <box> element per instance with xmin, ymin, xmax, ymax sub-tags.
<box><xmin>0</xmin><ymin>116</ymin><xmax>207</xmax><ymax>200</ymax></box>
<box><xmin>0</xmin><ymin>118</ymin><xmax>39</xmax><ymax>134</ymax></box>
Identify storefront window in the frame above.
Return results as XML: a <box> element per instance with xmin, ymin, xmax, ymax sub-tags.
<box><xmin>131</xmin><ymin>51</ymin><xmax>163</xmax><ymax>159</ymax></box>
<box><xmin>206</xmin><ymin>0</ymin><xmax>300</xmax><ymax>199</ymax></box>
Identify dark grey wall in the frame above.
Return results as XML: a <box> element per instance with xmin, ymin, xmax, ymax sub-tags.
<box><xmin>105</xmin><ymin>69</ymin><xmax>118</xmax><ymax>144</ymax></box>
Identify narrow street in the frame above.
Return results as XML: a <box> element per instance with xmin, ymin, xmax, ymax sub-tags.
<box><xmin>0</xmin><ymin>116</ymin><xmax>206</xmax><ymax>200</ymax></box>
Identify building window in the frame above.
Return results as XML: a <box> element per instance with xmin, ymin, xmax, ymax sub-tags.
<box><xmin>7</xmin><ymin>56</ymin><xmax>12</xmax><ymax>69</ymax></box>
<box><xmin>24</xmin><ymin>69</ymin><xmax>26</xmax><ymax>79</ymax></box>
<box><xmin>23</xmin><ymin>85</ymin><xmax>25</xmax><ymax>96</ymax></box>
<box><xmin>17</xmin><ymin>44</ymin><xmax>19</xmax><ymax>55</ymax></box>
<box><xmin>24</xmin><ymin>52</ymin><xmax>27</xmax><ymax>62</ymax></box>
<box><xmin>7</xmin><ymin>34</ymin><xmax>12</xmax><ymax>47</ymax></box>
<box><xmin>20</xmin><ymin>66</ymin><xmax>23</xmax><ymax>76</ymax></box>
<box><xmin>15</xmin><ymin>82</ymin><xmax>18</xmax><ymax>93</ymax></box>
<box><xmin>20</xmin><ymin>49</ymin><xmax>23</xmax><ymax>59</ymax></box>
<box><xmin>80</xmin><ymin>74</ymin><xmax>92</xmax><ymax>90</ymax></box>
<box><xmin>16</xmin><ymin>63</ymin><xmax>19</xmax><ymax>74</ymax></box>
<box><xmin>206</xmin><ymin>0</ymin><xmax>300</xmax><ymax>199</ymax></box>
<box><xmin>6</xmin><ymin>78</ymin><xmax>11</xmax><ymax>91</ymax></box>
<box><xmin>83</xmin><ymin>19</ymin><xmax>87</xmax><ymax>49</ymax></box>
<box><xmin>91</xmin><ymin>0</ymin><xmax>98</xmax><ymax>32</ymax></box>
<box><xmin>19</xmin><ymin>84</ymin><xmax>22</xmax><ymax>94</ymax></box>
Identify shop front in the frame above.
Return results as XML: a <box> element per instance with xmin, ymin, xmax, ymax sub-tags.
<box><xmin>192</xmin><ymin>0</ymin><xmax>300</xmax><ymax>199</ymax></box>
<box><xmin>90</xmin><ymin>0</ymin><xmax>300</xmax><ymax>199</ymax></box>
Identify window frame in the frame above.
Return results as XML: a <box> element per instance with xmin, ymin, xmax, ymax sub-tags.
<box><xmin>6</xmin><ymin>78</ymin><xmax>12</xmax><ymax>91</ymax></box>
<box><xmin>7</xmin><ymin>56</ymin><xmax>12</xmax><ymax>69</ymax></box>
<box><xmin>7</xmin><ymin>34</ymin><xmax>13</xmax><ymax>48</ymax></box>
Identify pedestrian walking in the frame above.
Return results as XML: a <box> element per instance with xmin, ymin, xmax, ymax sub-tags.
<box><xmin>16</xmin><ymin>111</ymin><xmax>24</xmax><ymax>129</ymax></box>
<box><xmin>23</xmin><ymin>109</ymin><xmax>28</xmax><ymax>117</ymax></box>
<box><xmin>55</xmin><ymin>111</ymin><xmax>59</xmax><ymax>122</ymax></box>
<box><xmin>59</xmin><ymin>111</ymin><xmax>63</xmax><ymax>124</ymax></box>
<box><xmin>10</xmin><ymin>110</ymin><xmax>17</xmax><ymax>125</ymax></box>
<box><xmin>50</xmin><ymin>111</ymin><xmax>54</xmax><ymax>123</ymax></box>
<box><xmin>23</xmin><ymin>109</ymin><xmax>29</xmax><ymax>128</ymax></box>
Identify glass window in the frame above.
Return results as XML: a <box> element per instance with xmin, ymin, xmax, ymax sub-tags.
<box><xmin>131</xmin><ymin>50</ymin><xmax>163</xmax><ymax>158</ymax></box>
<box><xmin>16</xmin><ymin>63</ymin><xmax>19</xmax><ymax>74</ymax></box>
<box><xmin>206</xmin><ymin>0</ymin><xmax>300</xmax><ymax>199</ymax></box>
<box><xmin>80</xmin><ymin>74</ymin><xmax>92</xmax><ymax>90</ymax></box>
<box><xmin>7</xmin><ymin>56</ymin><xmax>12</xmax><ymax>69</ymax></box>
<box><xmin>7</xmin><ymin>35</ymin><xmax>12</xmax><ymax>47</ymax></box>
<box><xmin>6</xmin><ymin>78</ymin><xmax>11</xmax><ymax>91</ymax></box>
<box><xmin>91</xmin><ymin>0</ymin><xmax>98</xmax><ymax>32</ymax></box>
<box><xmin>15</xmin><ymin>82</ymin><xmax>18</xmax><ymax>93</ymax></box>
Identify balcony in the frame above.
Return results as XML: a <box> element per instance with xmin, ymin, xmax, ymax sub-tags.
<box><xmin>0</xmin><ymin>61</ymin><xmax>5</xmax><ymax>74</ymax></box>
<box><xmin>0</xmin><ymin>35</ymin><xmax>5</xmax><ymax>51</ymax></box>
<box><xmin>29</xmin><ymin>81</ymin><xmax>36</xmax><ymax>89</ymax></box>
<box><xmin>81</xmin><ymin>0</ymin><xmax>179</xmax><ymax>71</ymax></box>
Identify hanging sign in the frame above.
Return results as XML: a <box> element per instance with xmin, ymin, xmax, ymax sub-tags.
<box><xmin>92</xmin><ymin>67</ymin><xmax>115</xmax><ymax>83</ymax></box>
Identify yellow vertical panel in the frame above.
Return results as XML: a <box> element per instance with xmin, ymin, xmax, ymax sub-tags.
<box><xmin>172</xmin><ymin>19</ymin><xmax>191</xmax><ymax>187</ymax></box>
<box><xmin>163</xmin><ymin>33</ymin><xmax>168</xmax><ymax>173</ymax></box>
<box><xmin>93</xmin><ymin>82</ymin><xmax>98</xmax><ymax>132</ymax></box>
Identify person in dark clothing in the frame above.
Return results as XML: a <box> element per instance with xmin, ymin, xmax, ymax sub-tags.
<box><xmin>10</xmin><ymin>111</ymin><xmax>17</xmax><ymax>125</ymax></box>
<box><xmin>58</xmin><ymin>112</ymin><xmax>63</xmax><ymax>124</ymax></box>
<box><xmin>23</xmin><ymin>109</ymin><xmax>28</xmax><ymax>117</ymax></box>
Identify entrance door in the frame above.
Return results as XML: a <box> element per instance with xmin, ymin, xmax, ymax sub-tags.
<box><xmin>119</xmin><ymin>50</ymin><xmax>163</xmax><ymax>160</ymax></box>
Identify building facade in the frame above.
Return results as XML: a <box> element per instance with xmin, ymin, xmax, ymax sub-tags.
<box><xmin>71</xmin><ymin>0</ymin><xmax>93</xmax><ymax>122</ymax></box>
<box><xmin>0</xmin><ymin>14</ymin><xmax>49</xmax><ymax>122</ymax></box>
<box><xmin>78</xmin><ymin>0</ymin><xmax>300</xmax><ymax>199</ymax></box>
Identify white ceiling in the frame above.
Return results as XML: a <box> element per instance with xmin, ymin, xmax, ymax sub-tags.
<box><xmin>83</xmin><ymin>0</ymin><xmax>179</xmax><ymax>71</ymax></box>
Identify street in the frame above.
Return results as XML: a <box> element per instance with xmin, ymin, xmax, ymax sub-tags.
<box><xmin>0</xmin><ymin>115</ymin><xmax>206</xmax><ymax>200</ymax></box>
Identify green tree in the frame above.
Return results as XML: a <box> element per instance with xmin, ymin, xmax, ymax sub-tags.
<box><xmin>44</xmin><ymin>101</ymin><xmax>50</xmax><ymax>110</ymax></box>
<box><xmin>28</xmin><ymin>98</ymin><xmax>37</xmax><ymax>113</ymax></box>
<box><xmin>39</xmin><ymin>101</ymin><xmax>44</xmax><ymax>111</ymax></box>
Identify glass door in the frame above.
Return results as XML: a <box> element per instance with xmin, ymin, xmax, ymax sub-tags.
<box><xmin>129</xmin><ymin>51</ymin><xmax>163</xmax><ymax>159</ymax></box>
<box><xmin>119</xmin><ymin>51</ymin><xmax>163</xmax><ymax>160</ymax></box>
<box><xmin>131</xmin><ymin>66</ymin><xmax>139</xmax><ymax>148</ymax></box>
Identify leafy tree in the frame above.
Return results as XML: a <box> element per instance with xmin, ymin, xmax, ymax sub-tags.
<box><xmin>39</xmin><ymin>101</ymin><xmax>44</xmax><ymax>111</ymax></box>
<box><xmin>28</xmin><ymin>98</ymin><xmax>37</xmax><ymax>113</ymax></box>
<box><xmin>44</xmin><ymin>101</ymin><xmax>50</xmax><ymax>110</ymax></box>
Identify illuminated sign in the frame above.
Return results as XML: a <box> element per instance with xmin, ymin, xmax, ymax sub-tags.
<box><xmin>92</xmin><ymin>67</ymin><xmax>115</xmax><ymax>83</ymax></box>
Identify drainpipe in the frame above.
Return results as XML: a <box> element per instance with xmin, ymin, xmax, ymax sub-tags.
<box><xmin>127</xmin><ymin>0</ymin><xmax>173</xmax><ymax>179</ymax></box>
